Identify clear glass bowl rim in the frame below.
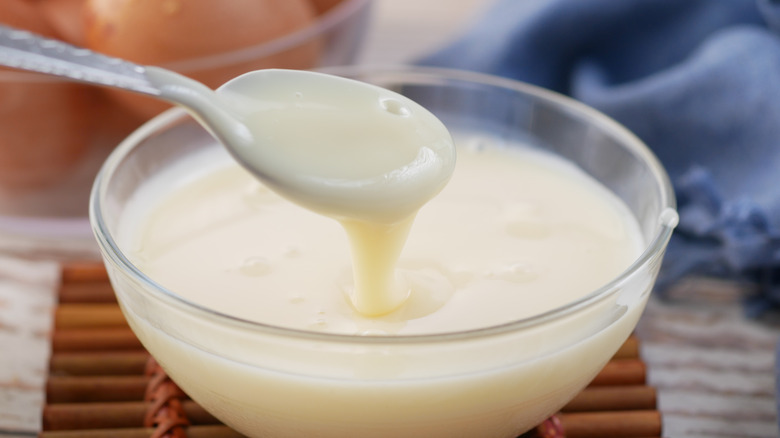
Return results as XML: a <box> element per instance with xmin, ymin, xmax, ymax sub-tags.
<box><xmin>90</xmin><ymin>65</ymin><xmax>678</xmax><ymax>345</ymax></box>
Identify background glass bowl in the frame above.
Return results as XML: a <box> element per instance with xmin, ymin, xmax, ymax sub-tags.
<box><xmin>91</xmin><ymin>66</ymin><xmax>678</xmax><ymax>438</ymax></box>
<box><xmin>0</xmin><ymin>0</ymin><xmax>372</xmax><ymax>258</ymax></box>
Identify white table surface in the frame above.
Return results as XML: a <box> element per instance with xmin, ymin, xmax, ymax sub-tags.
<box><xmin>2</xmin><ymin>1</ymin><xmax>779</xmax><ymax>437</ymax></box>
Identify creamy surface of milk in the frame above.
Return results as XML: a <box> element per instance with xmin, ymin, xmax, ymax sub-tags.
<box><xmin>121</xmin><ymin>134</ymin><xmax>643</xmax><ymax>335</ymax></box>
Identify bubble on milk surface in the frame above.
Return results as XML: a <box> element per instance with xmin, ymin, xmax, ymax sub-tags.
<box><xmin>308</xmin><ymin>319</ymin><xmax>328</xmax><ymax>330</ymax></box>
<box><xmin>308</xmin><ymin>312</ymin><xmax>329</xmax><ymax>330</ymax></box>
<box><xmin>487</xmin><ymin>262</ymin><xmax>538</xmax><ymax>283</ymax></box>
<box><xmin>379</xmin><ymin>98</ymin><xmax>411</xmax><ymax>117</ymax></box>
<box><xmin>239</xmin><ymin>256</ymin><xmax>273</xmax><ymax>276</ymax></box>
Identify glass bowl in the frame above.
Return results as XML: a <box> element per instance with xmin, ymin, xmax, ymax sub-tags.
<box><xmin>0</xmin><ymin>0</ymin><xmax>372</xmax><ymax>258</ymax></box>
<box><xmin>90</xmin><ymin>66</ymin><xmax>677</xmax><ymax>438</ymax></box>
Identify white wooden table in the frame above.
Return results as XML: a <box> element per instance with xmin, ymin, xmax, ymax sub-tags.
<box><xmin>2</xmin><ymin>1</ymin><xmax>779</xmax><ymax>437</ymax></box>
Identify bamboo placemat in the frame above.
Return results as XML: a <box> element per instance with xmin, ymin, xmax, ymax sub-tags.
<box><xmin>41</xmin><ymin>262</ymin><xmax>662</xmax><ymax>438</ymax></box>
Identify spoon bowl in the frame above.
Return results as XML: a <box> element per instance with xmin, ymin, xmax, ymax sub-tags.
<box><xmin>212</xmin><ymin>68</ymin><xmax>457</xmax><ymax>223</ymax></box>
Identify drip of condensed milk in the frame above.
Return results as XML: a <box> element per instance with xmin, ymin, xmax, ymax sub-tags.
<box><xmin>145</xmin><ymin>68</ymin><xmax>456</xmax><ymax>316</ymax></box>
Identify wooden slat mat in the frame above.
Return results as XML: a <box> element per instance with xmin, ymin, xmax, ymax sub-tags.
<box><xmin>41</xmin><ymin>262</ymin><xmax>662</xmax><ymax>438</ymax></box>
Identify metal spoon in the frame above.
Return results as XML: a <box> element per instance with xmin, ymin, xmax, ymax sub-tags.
<box><xmin>0</xmin><ymin>24</ymin><xmax>456</xmax><ymax>223</ymax></box>
<box><xmin>0</xmin><ymin>24</ymin><xmax>250</xmax><ymax>156</ymax></box>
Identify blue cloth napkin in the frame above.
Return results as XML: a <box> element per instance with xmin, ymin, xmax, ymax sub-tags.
<box><xmin>420</xmin><ymin>0</ymin><xmax>780</xmax><ymax>316</ymax></box>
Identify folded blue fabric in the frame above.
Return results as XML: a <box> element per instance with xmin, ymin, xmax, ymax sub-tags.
<box><xmin>421</xmin><ymin>0</ymin><xmax>780</xmax><ymax>315</ymax></box>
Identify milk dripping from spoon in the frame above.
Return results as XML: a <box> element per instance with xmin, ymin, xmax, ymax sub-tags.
<box><xmin>0</xmin><ymin>25</ymin><xmax>457</xmax><ymax>316</ymax></box>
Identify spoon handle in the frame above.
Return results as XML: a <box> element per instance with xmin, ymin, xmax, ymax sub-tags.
<box><xmin>0</xmin><ymin>24</ymin><xmax>161</xmax><ymax>96</ymax></box>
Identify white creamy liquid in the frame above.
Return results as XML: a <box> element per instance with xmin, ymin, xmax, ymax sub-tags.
<box><xmin>122</xmin><ymin>135</ymin><xmax>643</xmax><ymax>336</ymax></box>
<box><xmin>146</xmin><ymin>68</ymin><xmax>456</xmax><ymax>316</ymax></box>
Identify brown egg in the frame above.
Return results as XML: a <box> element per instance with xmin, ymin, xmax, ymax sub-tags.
<box><xmin>309</xmin><ymin>0</ymin><xmax>346</xmax><ymax>15</ymax></box>
<box><xmin>36</xmin><ymin>0</ymin><xmax>87</xmax><ymax>46</ymax></box>
<box><xmin>84</xmin><ymin>0</ymin><xmax>322</xmax><ymax>119</ymax></box>
<box><xmin>1</xmin><ymin>0</ymin><xmax>50</xmax><ymax>31</ymax></box>
<box><xmin>0</xmin><ymin>0</ymin><xmax>92</xmax><ymax>190</ymax></box>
